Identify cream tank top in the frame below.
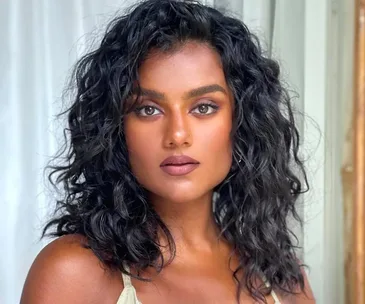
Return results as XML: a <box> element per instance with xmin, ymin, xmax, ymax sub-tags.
<box><xmin>116</xmin><ymin>265</ymin><xmax>281</xmax><ymax>304</ymax></box>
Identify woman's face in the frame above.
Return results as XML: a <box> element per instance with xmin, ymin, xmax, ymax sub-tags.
<box><xmin>124</xmin><ymin>41</ymin><xmax>233</xmax><ymax>204</ymax></box>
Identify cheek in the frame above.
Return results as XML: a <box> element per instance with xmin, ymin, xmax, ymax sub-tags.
<box><xmin>197</xmin><ymin>119</ymin><xmax>233</xmax><ymax>172</ymax></box>
<box><xmin>124</xmin><ymin>120</ymin><xmax>157</xmax><ymax>178</ymax></box>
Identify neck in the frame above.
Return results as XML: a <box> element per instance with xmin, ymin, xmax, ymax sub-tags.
<box><xmin>149</xmin><ymin>191</ymin><xmax>221</xmax><ymax>251</ymax></box>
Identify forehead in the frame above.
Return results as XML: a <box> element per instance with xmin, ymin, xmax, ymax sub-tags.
<box><xmin>138</xmin><ymin>42</ymin><xmax>228</xmax><ymax>91</ymax></box>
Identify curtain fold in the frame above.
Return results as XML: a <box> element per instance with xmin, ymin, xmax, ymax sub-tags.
<box><xmin>1</xmin><ymin>1</ymin><xmax>127</xmax><ymax>302</ymax></box>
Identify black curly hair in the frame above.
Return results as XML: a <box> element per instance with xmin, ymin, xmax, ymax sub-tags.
<box><xmin>44</xmin><ymin>0</ymin><xmax>308</xmax><ymax>302</ymax></box>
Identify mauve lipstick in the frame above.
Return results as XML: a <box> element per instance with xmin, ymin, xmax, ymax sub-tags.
<box><xmin>160</xmin><ymin>155</ymin><xmax>200</xmax><ymax>176</ymax></box>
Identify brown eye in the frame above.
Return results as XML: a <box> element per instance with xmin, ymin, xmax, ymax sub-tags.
<box><xmin>191</xmin><ymin>103</ymin><xmax>219</xmax><ymax>115</ymax></box>
<box><xmin>144</xmin><ymin>106</ymin><xmax>155</xmax><ymax>115</ymax></box>
<box><xmin>135</xmin><ymin>105</ymin><xmax>162</xmax><ymax>117</ymax></box>
<box><xmin>198</xmin><ymin>104</ymin><xmax>209</xmax><ymax>114</ymax></box>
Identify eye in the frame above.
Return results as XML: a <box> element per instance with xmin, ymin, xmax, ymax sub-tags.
<box><xmin>191</xmin><ymin>103</ymin><xmax>219</xmax><ymax>115</ymax></box>
<box><xmin>135</xmin><ymin>105</ymin><xmax>162</xmax><ymax>117</ymax></box>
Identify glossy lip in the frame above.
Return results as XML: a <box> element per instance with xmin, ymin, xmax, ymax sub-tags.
<box><xmin>160</xmin><ymin>155</ymin><xmax>200</xmax><ymax>176</ymax></box>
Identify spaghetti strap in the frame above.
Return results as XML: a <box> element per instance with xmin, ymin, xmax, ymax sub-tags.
<box><xmin>270</xmin><ymin>289</ymin><xmax>281</xmax><ymax>303</ymax></box>
<box><xmin>262</xmin><ymin>275</ymin><xmax>281</xmax><ymax>304</ymax></box>
<box><xmin>116</xmin><ymin>263</ymin><xmax>142</xmax><ymax>304</ymax></box>
<box><xmin>121</xmin><ymin>264</ymin><xmax>132</xmax><ymax>288</ymax></box>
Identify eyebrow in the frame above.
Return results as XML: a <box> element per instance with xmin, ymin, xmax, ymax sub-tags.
<box><xmin>135</xmin><ymin>84</ymin><xmax>227</xmax><ymax>101</ymax></box>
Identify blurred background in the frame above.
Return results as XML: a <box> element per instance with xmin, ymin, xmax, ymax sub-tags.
<box><xmin>1</xmin><ymin>0</ymin><xmax>363</xmax><ymax>303</ymax></box>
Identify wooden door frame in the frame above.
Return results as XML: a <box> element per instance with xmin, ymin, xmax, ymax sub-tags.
<box><xmin>352</xmin><ymin>0</ymin><xmax>365</xmax><ymax>303</ymax></box>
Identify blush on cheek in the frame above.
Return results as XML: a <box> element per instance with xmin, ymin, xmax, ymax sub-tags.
<box><xmin>203</xmin><ymin>134</ymin><xmax>233</xmax><ymax>178</ymax></box>
<box><xmin>202</xmin><ymin>123</ymin><xmax>232</xmax><ymax>153</ymax></box>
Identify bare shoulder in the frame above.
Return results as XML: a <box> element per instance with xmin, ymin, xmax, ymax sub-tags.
<box><xmin>280</xmin><ymin>264</ymin><xmax>316</xmax><ymax>304</ymax></box>
<box><xmin>20</xmin><ymin>234</ymin><xmax>123</xmax><ymax>304</ymax></box>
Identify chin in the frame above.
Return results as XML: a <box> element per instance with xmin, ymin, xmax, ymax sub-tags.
<box><xmin>163</xmin><ymin>191</ymin><xmax>205</xmax><ymax>204</ymax></box>
<box><xmin>143</xmin><ymin>177</ymin><xmax>225</xmax><ymax>205</ymax></box>
<box><xmin>159</xmin><ymin>183</ymin><xmax>218</xmax><ymax>204</ymax></box>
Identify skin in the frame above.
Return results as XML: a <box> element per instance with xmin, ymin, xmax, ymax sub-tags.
<box><xmin>124</xmin><ymin>42</ymin><xmax>233</xmax><ymax>250</ymax></box>
<box><xmin>21</xmin><ymin>42</ymin><xmax>315</xmax><ymax>304</ymax></box>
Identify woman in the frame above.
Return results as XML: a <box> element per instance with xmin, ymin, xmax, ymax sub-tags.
<box><xmin>21</xmin><ymin>0</ymin><xmax>315</xmax><ymax>303</ymax></box>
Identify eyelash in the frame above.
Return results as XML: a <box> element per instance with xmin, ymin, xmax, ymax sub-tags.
<box><xmin>134</xmin><ymin>102</ymin><xmax>219</xmax><ymax>117</ymax></box>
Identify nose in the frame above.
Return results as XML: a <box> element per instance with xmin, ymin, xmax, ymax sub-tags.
<box><xmin>163</xmin><ymin>109</ymin><xmax>192</xmax><ymax>149</ymax></box>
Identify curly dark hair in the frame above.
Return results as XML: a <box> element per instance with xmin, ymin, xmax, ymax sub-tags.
<box><xmin>44</xmin><ymin>0</ymin><xmax>308</xmax><ymax>302</ymax></box>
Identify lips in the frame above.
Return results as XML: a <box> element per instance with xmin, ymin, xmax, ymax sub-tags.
<box><xmin>160</xmin><ymin>155</ymin><xmax>200</xmax><ymax>176</ymax></box>
<box><xmin>160</xmin><ymin>155</ymin><xmax>199</xmax><ymax>166</ymax></box>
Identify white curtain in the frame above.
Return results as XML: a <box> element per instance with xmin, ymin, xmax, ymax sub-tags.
<box><xmin>1</xmin><ymin>1</ymin><xmax>136</xmax><ymax>303</ymax></box>
<box><xmin>1</xmin><ymin>1</ymin><xmax>345</xmax><ymax>303</ymax></box>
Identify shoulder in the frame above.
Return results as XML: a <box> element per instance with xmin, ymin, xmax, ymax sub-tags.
<box><xmin>279</xmin><ymin>263</ymin><xmax>316</xmax><ymax>304</ymax></box>
<box><xmin>21</xmin><ymin>234</ymin><xmax>124</xmax><ymax>304</ymax></box>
